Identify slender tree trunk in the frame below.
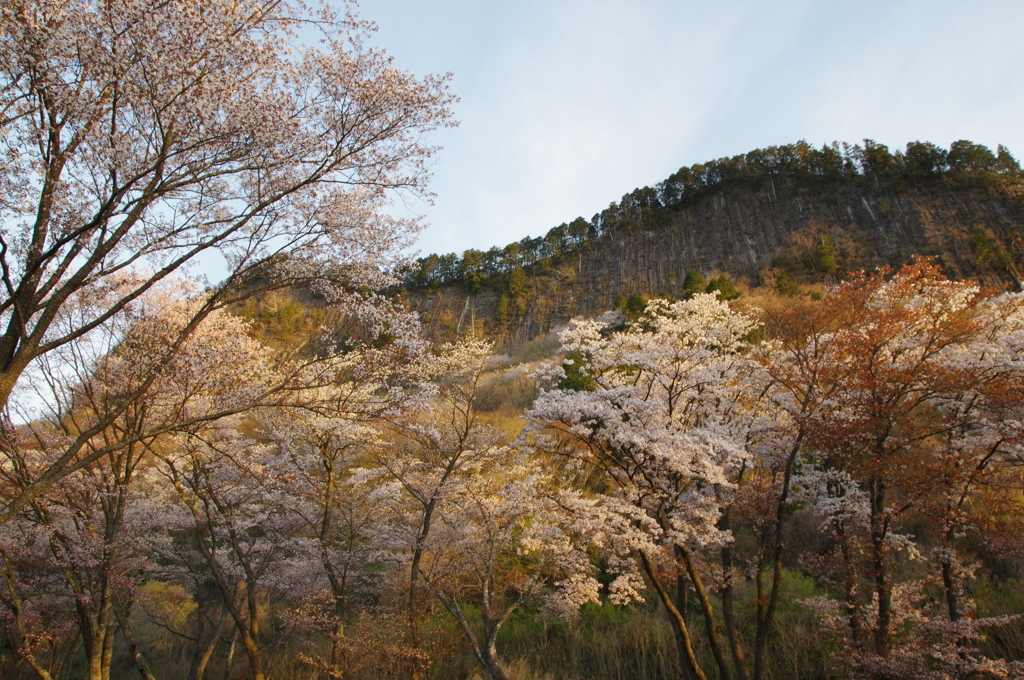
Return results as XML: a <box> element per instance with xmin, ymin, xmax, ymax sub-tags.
<box><xmin>198</xmin><ymin>546</ymin><xmax>265</xmax><ymax>680</ymax></box>
<box><xmin>479</xmin><ymin>636</ymin><xmax>511</xmax><ymax>680</ymax></box>
<box><xmin>222</xmin><ymin>626</ymin><xmax>238</xmax><ymax>680</ymax></box>
<box><xmin>942</xmin><ymin>518</ymin><xmax>961</xmax><ymax>623</ymax></box>
<box><xmin>319</xmin><ymin>457</ymin><xmax>351</xmax><ymax>680</ymax></box>
<box><xmin>85</xmin><ymin>631</ymin><xmax>103</xmax><ymax>680</ymax></box>
<box><xmin>113</xmin><ymin>604</ymin><xmax>158</xmax><ymax>680</ymax></box>
<box><xmin>941</xmin><ymin>558</ymin><xmax>960</xmax><ymax>622</ymax></box>
<box><xmin>719</xmin><ymin>512</ymin><xmax>749</xmax><ymax>680</ymax></box>
<box><xmin>443</xmin><ymin>600</ymin><xmax>512</xmax><ymax>680</ymax></box>
<box><xmin>190</xmin><ymin>607</ymin><xmax>227</xmax><ymax>680</ymax></box>
<box><xmin>869</xmin><ymin>476</ymin><xmax>890</xmax><ymax>656</ymax></box>
<box><xmin>835</xmin><ymin>525</ymin><xmax>865</xmax><ymax>648</ymax></box>
<box><xmin>673</xmin><ymin>573</ymin><xmax>696</xmax><ymax>680</ymax></box>
<box><xmin>189</xmin><ymin>605</ymin><xmax>208</xmax><ymax>680</ymax></box>
<box><xmin>407</xmin><ymin>541</ymin><xmax>427</xmax><ymax>680</ymax></box>
<box><xmin>677</xmin><ymin>544</ymin><xmax>734</xmax><ymax>680</ymax></box>
<box><xmin>753</xmin><ymin>433</ymin><xmax>802</xmax><ymax>680</ymax></box>
<box><xmin>101</xmin><ymin>614</ymin><xmax>116</xmax><ymax>680</ymax></box>
<box><xmin>639</xmin><ymin>550</ymin><xmax>708</xmax><ymax>680</ymax></box>
<box><xmin>237</xmin><ymin>626</ymin><xmax>265</xmax><ymax>680</ymax></box>
<box><xmin>329</xmin><ymin>621</ymin><xmax>348</xmax><ymax>680</ymax></box>
<box><xmin>200</xmin><ymin>561</ymin><xmax>265</xmax><ymax>680</ymax></box>
<box><xmin>81</xmin><ymin>610</ymin><xmax>116</xmax><ymax>680</ymax></box>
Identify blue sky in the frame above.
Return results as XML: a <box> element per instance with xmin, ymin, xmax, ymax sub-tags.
<box><xmin>359</xmin><ymin>0</ymin><xmax>1024</xmax><ymax>258</ymax></box>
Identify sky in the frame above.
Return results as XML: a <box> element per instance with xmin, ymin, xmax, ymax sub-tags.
<box><xmin>358</xmin><ymin>0</ymin><xmax>1024</xmax><ymax>258</ymax></box>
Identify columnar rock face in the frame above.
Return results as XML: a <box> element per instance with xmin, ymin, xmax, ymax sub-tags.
<box><xmin>410</xmin><ymin>178</ymin><xmax>1024</xmax><ymax>344</ymax></box>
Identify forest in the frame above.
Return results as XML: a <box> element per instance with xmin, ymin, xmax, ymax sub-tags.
<box><xmin>1</xmin><ymin>1</ymin><xmax>1023</xmax><ymax>680</ymax></box>
<box><xmin>402</xmin><ymin>139</ymin><xmax>1023</xmax><ymax>290</ymax></box>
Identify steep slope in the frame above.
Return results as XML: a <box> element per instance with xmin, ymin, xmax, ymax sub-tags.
<box><xmin>405</xmin><ymin>140</ymin><xmax>1024</xmax><ymax>344</ymax></box>
<box><xmin>574</xmin><ymin>177</ymin><xmax>1023</xmax><ymax>298</ymax></box>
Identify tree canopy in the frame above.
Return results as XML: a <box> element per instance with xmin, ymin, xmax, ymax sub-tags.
<box><xmin>0</xmin><ymin>0</ymin><xmax>454</xmax><ymax>523</ymax></box>
<box><xmin>403</xmin><ymin>139</ymin><xmax>1021</xmax><ymax>290</ymax></box>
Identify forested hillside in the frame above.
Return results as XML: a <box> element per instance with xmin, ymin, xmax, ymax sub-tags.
<box><xmin>5</xmin><ymin>0</ymin><xmax>1024</xmax><ymax>678</ymax></box>
<box><xmin>403</xmin><ymin>140</ymin><xmax>1024</xmax><ymax>343</ymax></box>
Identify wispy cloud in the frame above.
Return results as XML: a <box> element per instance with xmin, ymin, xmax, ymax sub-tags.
<box><xmin>362</xmin><ymin>0</ymin><xmax>1024</xmax><ymax>256</ymax></box>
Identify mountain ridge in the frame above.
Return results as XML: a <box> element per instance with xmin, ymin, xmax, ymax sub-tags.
<box><xmin>401</xmin><ymin>139</ymin><xmax>1024</xmax><ymax>343</ymax></box>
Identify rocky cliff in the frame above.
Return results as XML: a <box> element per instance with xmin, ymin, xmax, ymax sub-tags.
<box><xmin>408</xmin><ymin>175</ymin><xmax>1024</xmax><ymax>345</ymax></box>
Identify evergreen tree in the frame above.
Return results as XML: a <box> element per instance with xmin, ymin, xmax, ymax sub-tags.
<box><xmin>460</xmin><ymin>249</ymin><xmax>486</xmax><ymax>294</ymax></box>
<box><xmin>682</xmin><ymin>269</ymin><xmax>707</xmax><ymax>298</ymax></box>
<box><xmin>706</xmin><ymin>275</ymin><xmax>740</xmax><ymax>301</ymax></box>
<box><xmin>948</xmin><ymin>140</ymin><xmax>998</xmax><ymax>174</ymax></box>
<box><xmin>817</xmin><ymin>235</ymin><xmax>838</xmax><ymax>277</ymax></box>
<box><xmin>682</xmin><ymin>269</ymin><xmax>707</xmax><ymax>291</ymax></box>
<box><xmin>507</xmin><ymin>267</ymin><xmax>531</xmax><ymax>315</ymax></box>
<box><xmin>775</xmin><ymin>270</ymin><xmax>802</xmax><ymax>296</ymax></box>
<box><xmin>625</xmin><ymin>293</ymin><xmax>647</xmax><ymax>320</ymax></box>
<box><xmin>996</xmin><ymin>145</ymin><xmax>1022</xmax><ymax>177</ymax></box>
<box><xmin>496</xmin><ymin>295</ymin><xmax>511</xmax><ymax>324</ymax></box>
<box><xmin>559</xmin><ymin>351</ymin><xmax>595</xmax><ymax>392</ymax></box>
<box><xmin>904</xmin><ymin>141</ymin><xmax>948</xmax><ymax>179</ymax></box>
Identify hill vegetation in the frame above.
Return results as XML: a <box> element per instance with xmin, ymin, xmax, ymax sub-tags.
<box><xmin>7</xmin><ymin>0</ymin><xmax>1020</xmax><ymax>678</ymax></box>
<box><xmin>401</xmin><ymin>139</ymin><xmax>1024</xmax><ymax>344</ymax></box>
<box><xmin>10</xmin><ymin>261</ymin><xmax>1024</xmax><ymax>680</ymax></box>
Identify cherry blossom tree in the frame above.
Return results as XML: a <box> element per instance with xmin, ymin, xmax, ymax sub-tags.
<box><xmin>419</xmin><ymin>455</ymin><xmax>603</xmax><ymax>680</ymax></box>
<box><xmin>0</xmin><ymin>0</ymin><xmax>454</xmax><ymax>523</ymax></box>
<box><xmin>0</xmin><ymin>256</ymin><xmax>429</xmax><ymax>678</ymax></box>
<box><xmin>355</xmin><ymin>339</ymin><xmax>503</xmax><ymax>678</ymax></box>
<box><xmin>372</xmin><ymin>443</ymin><xmax>602</xmax><ymax>680</ymax></box>
<box><xmin>137</xmin><ymin>295</ymin><xmax>426</xmax><ymax>680</ymax></box>
<box><xmin>266</xmin><ymin>412</ymin><xmax>407</xmax><ymax>678</ymax></box>
<box><xmin>527</xmin><ymin>294</ymin><xmax>772</xmax><ymax>680</ymax></box>
<box><xmin>0</xmin><ymin>266</ymin><xmax>426</xmax><ymax>527</ymax></box>
<box><xmin>150</xmin><ymin>424</ymin><xmax>307</xmax><ymax>680</ymax></box>
<box><xmin>0</xmin><ymin>281</ymin><xmax>290</xmax><ymax>680</ymax></box>
<box><xmin>0</xmin><ymin>506</ymin><xmax>80</xmax><ymax>680</ymax></box>
<box><xmin>770</xmin><ymin>260</ymin><xmax>1024</xmax><ymax>678</ymax></box>
<box><xmin>353</xmin><ymin>338</ymin><xmax>606</xmax><ymax>680</ymax></box>
<box><xmin>131</xmin><ymin>497</ymin><xmax>232</xmax><ymax>680</ymax></box>
<box><xmin>0</xmin><ymin>435</ymin><xmax>163</xmax><ymax>680</ymax></box>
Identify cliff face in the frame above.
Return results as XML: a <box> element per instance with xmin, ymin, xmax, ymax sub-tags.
<box><xmin>409</xmin><ymin>177</ymin><xmax>1024</xmax><ymax>344</ymax></box>
<box><xmin>578</xmin><ymin>178</ymin><xmax>1023</xmax><ymax>304</ymax></box>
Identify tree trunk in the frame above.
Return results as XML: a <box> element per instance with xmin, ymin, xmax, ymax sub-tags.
<box><xmin>329</xmin><ymin>621</ymin><xmax>348</xmax><ymax>680</ymax></box>
<box><xmin>189</xmin><ymin>607</ymin><xmax>227</xmax><ymax>680</ymax></box>
<box><xmin>639</xmin><ymin>550</ymin><xmax>708</xmax><ymax>680</ymax></box>
<box><xmin>870</xmin><ymin>476</ymin><xmax>891</xmax><ymax>656</ymax></box>
<box><xmin>837</xmin><ymin>529</ymin><xmax>865</xmax><ymax>648</ymax></box>
<box><xmin>113</xmin><ymin>604</ymin><xmax>158</xmax><ymax>680</ymax></box>
<box><xmin>753</xmin><ymin>433</ymin><xmax>802</xmax><ymax>680</ymax></box>
<box><xmin>479</xmin><ymin>637</ymin><xmax>512</xmax><ymax>680</ymax></box>
<box><xmin>719</xmin><ymin>513</ymin><xmax>749</xmax><ymax>680</ymax></box>
<box><xmin>677</xmin><ymin>544</ymin><xmax>734</xmax><ymax>680</ymax></box>
<box><xmin>942</xmin><ymin>520</ymin><xmax>961</xmax><ymax>623</ymax></box>
<box><xmin>222</xmin><ymin>627</ymin><xmax>238</xmax><ymax>680</ymax></box>
<box><xmin>238</xmin><ymin>627</ymin><xmax>266</xmax><ymax>680</ymax></box>
<box><xmin>673</xmin><ymin>573</ymin><xmax>697</xmax><ymax>680</ymax></box>
<box><xmin>81</xmin><ymin>613</ymin><xmax>116</xmax><ymax>680</ymax></box>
